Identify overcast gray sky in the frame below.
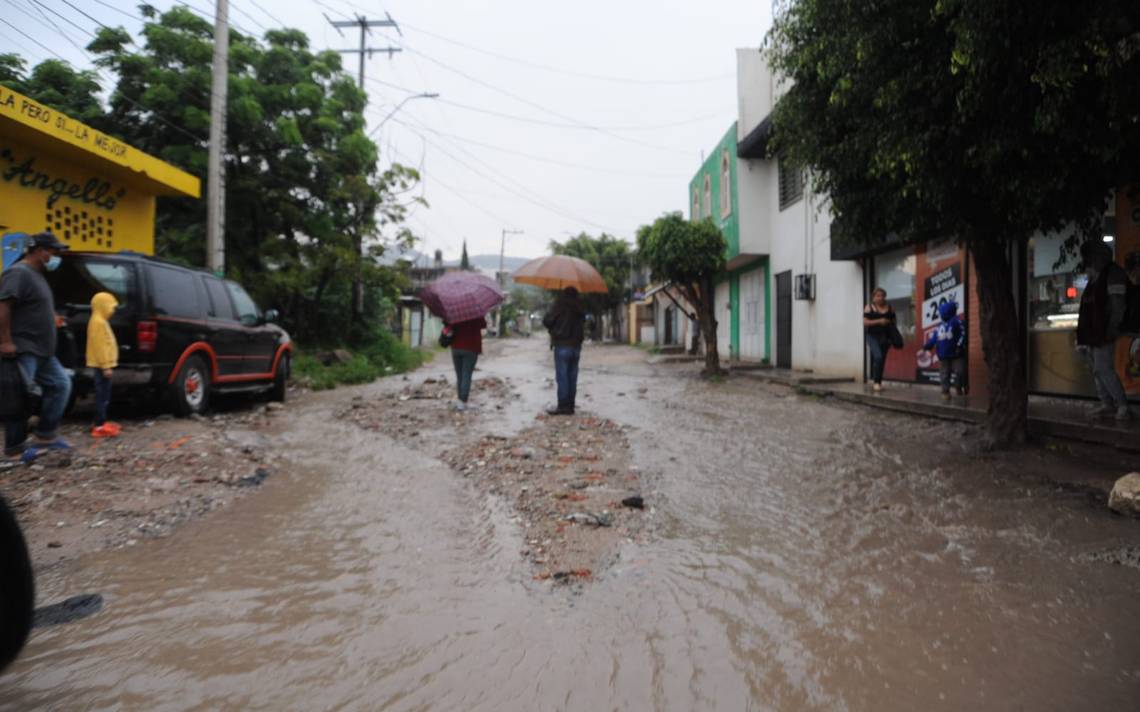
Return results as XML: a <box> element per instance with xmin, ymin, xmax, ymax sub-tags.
<box><xmin>1</xmin><ymin>0</ymin><xmax>773</xmax><ymax>260</ymax></box>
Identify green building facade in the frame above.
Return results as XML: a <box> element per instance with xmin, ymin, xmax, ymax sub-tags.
<box><xmin>689</xmin><ymin>122</ymin><xmax>769</xmax><ymax>361</ymax></box>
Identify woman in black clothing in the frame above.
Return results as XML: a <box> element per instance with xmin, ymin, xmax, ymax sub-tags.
<box><xmin>863</xmin><ymin>287</ymin><xmax>895</xmax><ymax>392</ymax></box>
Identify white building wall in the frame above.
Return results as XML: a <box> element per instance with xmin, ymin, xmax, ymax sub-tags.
<box><xmin>737</xmin><ymin>48</ymin><xmax>775</xmax><ymax>138</ymax></box>
<box><xmin>737</xmin><ymin>48</ymin><xmax>865</xmax><ymax>378</ymax></box>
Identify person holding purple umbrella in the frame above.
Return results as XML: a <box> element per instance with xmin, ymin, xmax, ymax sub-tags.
<box><xmin>448</xmin><ymin>317</ymin><xmax>486</xmax><ymax>412</ymax></box>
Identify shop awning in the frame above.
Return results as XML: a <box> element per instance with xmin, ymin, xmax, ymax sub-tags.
<box><xmin>725</xmin><ymin>253</ymin><xmax>765</xmax><ymax>272</ymax></box>
<box><xmin>736</xmin><ymin>114</ymin><xmax>773</xmax><ymax>160</ymax></box>
<box><xmin>0</xmin><ymin>86</ymin><xmax>200</xmax><ymax>198</ymax></box>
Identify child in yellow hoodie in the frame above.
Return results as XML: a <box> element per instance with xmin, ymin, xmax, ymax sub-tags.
<box><xmin>87</xmin><ymin>292</ymin><xmax>120</xmax><ymax>438</ymax></box>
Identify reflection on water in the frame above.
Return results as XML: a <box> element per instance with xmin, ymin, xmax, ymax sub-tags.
<box><xmin>4</xmin><ymin>341</ymin><xmax>1139</xmax><ymax>711</ymax></box>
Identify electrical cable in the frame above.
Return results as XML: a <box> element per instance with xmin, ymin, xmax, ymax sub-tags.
<box><xmin>0</xmin><ymin>6</ymin><xmax>209</xmax><ymax>144</ymax></box>
<box><xmin>391</xmin><ymin>115</ymin><xmax>635</xmax><ymax>234</ymax></box>
<box><xmin>88</xmin><ymin>0</ymin><xmax>141</xmax><ymax>22</ymax></box>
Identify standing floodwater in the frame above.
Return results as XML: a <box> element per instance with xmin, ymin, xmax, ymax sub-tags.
<box><xmin>3</xmin><ymin>340</ymin><xmax>1138</xmax><ymax>711</ymax></box>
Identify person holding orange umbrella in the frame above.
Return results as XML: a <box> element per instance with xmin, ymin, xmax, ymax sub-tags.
<box><xmin>542</xmin><ymin>286</ymin><xmax>586</xmax><ymax>415</ymax></box>
<box><xmin>513</xmin><ymin>254</ymin><xmax>606</xmax><ymax>416</ymax></box>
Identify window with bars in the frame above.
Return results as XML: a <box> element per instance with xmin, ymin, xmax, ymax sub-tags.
<box><xmin>702</xmin><ymin>175</ymin><xmax>711</xmax><ymax>218</ymax></box>
<box><xmin>778</xmin><ymin>155</ymin><xmax>804</xmax><ymax>210</ymax></box>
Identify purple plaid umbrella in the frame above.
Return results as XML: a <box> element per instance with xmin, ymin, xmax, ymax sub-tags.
<box><xmin>418</xmin><ymin>271</ymin><xmax>505</xmax><ymax>324</ymax></box>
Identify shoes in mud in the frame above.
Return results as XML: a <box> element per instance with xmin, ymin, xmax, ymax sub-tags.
<box><xmin>1087</xmin><ymin>404</ymin><xmax>1115</xmax><ymax>419</ymax></box>
<box><xmin>454</xmin><ymin>401</ymin><xmax>468</xmax><ymax>412</ymax></box>
<box><xmin>872</xmin><ymin>383</ymin><xmax>883</xmax><ymax>393</ymax></box>
<box><xmin>940</xmin><ymin>392</ymin><xmax>951</xmax><ymax>401</ymax></box>
<box><xmin>546</xmin><ymin>405</ymin><xmax>574</xmax><ymax>416</ymax></box>
<box><xmin>91</xmin><ymin>424</ymin><xmax>120</xmax><ymax>438</ymax></box>
<box><xmin>1116</xmin><ymin>406</ymin><xmax>1132</xmax><ymax>422</ymax></box>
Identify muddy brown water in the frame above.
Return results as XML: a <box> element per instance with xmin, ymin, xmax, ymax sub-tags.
<box><xmin>3</xmin><ymin>340</ymin><xmax>1139</xmax><ymax>710</ymax></box>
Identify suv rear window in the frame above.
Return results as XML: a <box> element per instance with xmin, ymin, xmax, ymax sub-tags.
<box><xmin>150</xmin><ymin>265</ymin><xmax>203</xmax><ymax>319</ymax></box>
<box><xmin>47</xmin><ymin>257</ymin><xmax>136</xmax><ymax>310</ymax></box>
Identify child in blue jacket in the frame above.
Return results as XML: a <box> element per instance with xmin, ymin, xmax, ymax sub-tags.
<box><xmin>924</xmin><ymin>300</ymin><xmax>966</xmax><ymax>399</ymax></box>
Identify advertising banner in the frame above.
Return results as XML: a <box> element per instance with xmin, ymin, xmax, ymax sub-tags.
<box><xmin>915</xmin><ymin>242</ymin><xmax>965</xmax><ymax>383</ymax></box>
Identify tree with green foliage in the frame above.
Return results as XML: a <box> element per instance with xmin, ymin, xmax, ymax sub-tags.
<box><xmin>768</xmin><ymin>0</ymin><xmax>1140</xmax><ymax>445</ymax></box>
<box><xmin>637</xmin><ymin>213</ymin><xmax>726</xmax><ymax>374</ymax></box>
<box><xmin>460</xmin><ymin>240</ymin><xmax>470</xmax><ymax>270</ymax></box>
<box><xmin>44</xmin><ymin>6</ymin><xmax>422</xmax><ymax>346</ymax></box>
<box><xmin>0</xmin><ymin>56</ymin><xmax>106</xmax><ymax>126</ymax></box>
<box><xmin>550</xmin><ymin>232</ymin><xmax>633</xmax><ymax>340</ymax></box>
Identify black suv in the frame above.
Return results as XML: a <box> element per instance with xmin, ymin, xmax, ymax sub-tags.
<box><xmin>47</xmin><ymin>251</ymin><xmax>292</xmax><ymax>415</ymax></box>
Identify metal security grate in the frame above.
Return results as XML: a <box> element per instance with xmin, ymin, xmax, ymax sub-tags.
<box><xmin>44</xmin><ymin>201</ymin><xmax>114</xmax><ymax>249</ymax></box>
<box><xmin>778</xmin><ymin>156</ymin><xmax>803</xmax><ymax>210</ymax></box>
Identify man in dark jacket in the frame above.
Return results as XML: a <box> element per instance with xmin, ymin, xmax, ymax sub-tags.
<box><xmin>542</xmin><ymin>287</ymin><xmax>585</xmax><ymax>415</ymax></box>
<box><xmin>1076</xmin><ymin>240</ymin><xmax>1130</xmax><ymax>421</ymax></box>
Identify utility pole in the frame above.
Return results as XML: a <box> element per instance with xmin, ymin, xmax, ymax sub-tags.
<box><xmin>206</xmin><ymin>0</ymin><xmax>229</xmax><ymax>275</ymax></box>
<box><xmin>326</xmin><ymin>13</ymin><xmax>402</xmax><ymax>92</ymax></box>
<box><xmin>327</xmin><ymin>13</ymin><xmax>403</xmax><ymax>321</ymax></box>
<box><xmin>496</xmin><ymin>229</ymin><xmax>523</xmax><ymax>336</ymax></box>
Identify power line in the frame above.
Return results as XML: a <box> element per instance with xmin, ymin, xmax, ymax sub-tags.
<box><xmin>369</xmin><ymin>34</ymin><xmax>715</xmax><ymax>145</ymax></box>
<box><xmin>228</xmin><ymin>0</ymin><xmax>270</xmax><ymax>35</ymax></box>
<box><xmin>393</xmin><ymin>116</ymin><xmax>633</xmax><ymax>236</ymax></box>
<box><xmin>0</xmin><ymin>6</ymin><xmax>209</xmax><ymax>144</ymax></box>
<box><xmin>54</xmin><ymin>0</ymin><xmax>113</xmax><ymax>32</ymax></box>
<box><xmin>384</xmin><ymin>118</ymin><xmax>686</xmax><ymax>178</ymax></box>
<box><xmin>89</xmin><ymin>0</ymin><xmax>142</xmax><ymax>22</ymax></box>
<box><xmin>397</xmin><ymin>20</ymin><xmax>735</xmax><ymax>86</ymax></box>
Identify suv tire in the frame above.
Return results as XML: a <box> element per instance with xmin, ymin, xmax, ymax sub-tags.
<box><xmin>0</xmin><ymin>496</ymin><xmax>34</xmax><ymax>673</ymax></box>
<box><xmin>269</xmin><ymin>354</ymin><xmax>289</xmax><ymax>403</ymax></box>
<box><xmin>170</xmin><ymin>354</ymin><xmax>210</xmax><ymax>417</ymax></box>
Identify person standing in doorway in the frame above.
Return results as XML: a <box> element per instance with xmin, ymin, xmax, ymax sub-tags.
<box><xmin>1077</xmin><ymin>240</ymin><xmax>1131</xmax><ymax>421</ymax></box>
<box><xmin>0</xmin><ymin>232</ymin><xmax>73</xmax><ymax>462</ymax></box>
<box><xmin>543</xmin><ymin>286</ymin><xmax>585</xmax><ymax>415</ymax></box>
<box><xmin>863</xmin><ymin>287</ymin><xmax>895</xmax><ymax>392</ymax></box>
<box><xmin>449</xmin><ymin>317</ymin><xmax>485</xmax><ymax>412</ymax></box>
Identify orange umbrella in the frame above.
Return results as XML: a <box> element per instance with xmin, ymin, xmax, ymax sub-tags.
<box><xmin>512</xmin><ymin>255</ymin><xmax>608</xmax><ymax>293</ymax></box>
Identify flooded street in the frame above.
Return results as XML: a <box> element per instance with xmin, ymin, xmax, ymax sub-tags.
<box><xmin>4</xmin><ymin>339</ymin><xmax>1139</xmax><ymax>711</ymax></box>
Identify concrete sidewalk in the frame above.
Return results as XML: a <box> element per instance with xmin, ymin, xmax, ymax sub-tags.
<box><xmin>797</xmin><ymin>379</ymin><xmax>1140</xmax><ymax>452</ymax></box>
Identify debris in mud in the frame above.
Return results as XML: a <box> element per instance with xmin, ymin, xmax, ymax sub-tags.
<box><xmin>442</xmin><ymin>414</ymin><xmax>652</xmax><ymax>583</ymax></box>
<box><xmin>1107</xmin><ymin>473</ymin><xmax>1140</xmax><ymax>517</ymax></box>
<box><xmin>621</xmin><ymin>496</ymin><xmax>645</xmax><ymax>510</ymax></box>
<box><xmin>336</xmin><ymin>376</ymin><xmax>514</xmax><ymax>439</ymax></box>
<box><xmin>1078</xmin><ymin>546</ymin><xmax>1140</xmax><ymax>570</ymax></box>
<box><xmin>33</xmin><ymin>593</ymin><xmax>104</xmax><ymax>628</ymax></box>
<box><xmin>5</xmin><ymin>406</ymin><xmax>285</xmax><ymax>569</ymax></box>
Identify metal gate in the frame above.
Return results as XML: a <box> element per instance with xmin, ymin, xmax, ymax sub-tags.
<box><xmin>775</xmin><ymin>270</ymin><xmax>792</xmax><ymax>369</ymax></box>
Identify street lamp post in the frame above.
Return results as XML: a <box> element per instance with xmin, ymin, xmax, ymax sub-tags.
<box><xmin>367</xmin><ymin>92</ymin><xmax>440</xmax><ymax>137</ymax></box>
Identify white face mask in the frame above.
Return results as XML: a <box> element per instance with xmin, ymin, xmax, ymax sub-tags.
<box><xmin>45</xmin><ymin>255</ymin><xmax>62</xmax><ymax>272</ymax></box>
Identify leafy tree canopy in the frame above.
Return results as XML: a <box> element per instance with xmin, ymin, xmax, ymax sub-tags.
<box><xmin>6</xmin><ymin>8</ymin><xmax>423</xmax><ymax>346</ymax></box>
<box><xmin>766</xmin><ymin>0</ymin><xmax>1140</xmax><ymax>444</ymax></box>
<box><xmin>637</xmin><ymin>213</ymin><xmax>726</xmax><ymax>373</ymax></box>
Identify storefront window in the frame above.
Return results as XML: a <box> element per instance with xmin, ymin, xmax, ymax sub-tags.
<box><xmin>872</xmin><ymin>249</ymin><xmax>917</xmax><ymax>380</ymax></box>
<box><xmin>1027</xmin><ymin>227</ymin><xmax>1112</xmax><ymax>396</ymax></box>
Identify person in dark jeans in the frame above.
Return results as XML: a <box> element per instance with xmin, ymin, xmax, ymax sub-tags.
<box><xmin>543</xmin><ymin>287</ymin><xmax>585</xmax><ymax>415</ymax></box>
<box><xmin>863</xmin><ymin>287</ymin><xmax>895</xmax><ymax>392</ymax></box>
<box><xmin>449</xmin><ymin>317</ymin><xmax>485</xmax><ymax>412</ymax></box>
<box><xmin>0</xmin><ymin>232</ymin><xmax>72</xmax><ymax>462</ymax></box>
<box><xmin>1077</xmin><ymin>240</ymin><xmax>1131</xmax><ymax>421</ymax></box>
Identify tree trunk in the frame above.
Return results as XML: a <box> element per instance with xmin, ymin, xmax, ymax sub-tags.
<box><xmin>970</xmin><ymin>238</ymin><xmax>1028</xmax><ymax>446</ymax></box>
<box><xmin>351</xmin><ymin>230</ymin><xmax>364</xmax><ymax>326</ymax></box>
<box><xmin>683</xmin><ymin>276</ymin><xmax>720</xmax><ymax>375</ymax></box>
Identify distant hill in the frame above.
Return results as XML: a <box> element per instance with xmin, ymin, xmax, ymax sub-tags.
<box><xmin>444</xmin><ymin>254</ymin><xmax>531</xmax><ymax>272</ymax></box>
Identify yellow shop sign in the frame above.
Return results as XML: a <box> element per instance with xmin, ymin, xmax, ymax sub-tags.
<box><xmin>0</xmin><ymin>85</ymin><xmax>199</xmax><ymax>266</ymax></box>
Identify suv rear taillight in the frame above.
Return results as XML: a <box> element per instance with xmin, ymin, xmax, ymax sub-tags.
<box><xmin>137</xmin><ymin>320</ymin><xmax>157</xmax><ymax>352</ymax></box>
